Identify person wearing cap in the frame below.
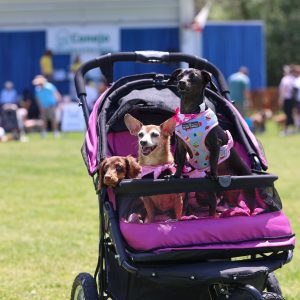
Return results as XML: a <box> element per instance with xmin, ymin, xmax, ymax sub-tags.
<box><xmin>32</xmin><ymin>75</ymin><xmax>62</xmax><ymax>137</ymax></box>
<box><xmin>0</xmin><ymin>81</ymin><xmax>18</xmax><ymax>106</ymax></box>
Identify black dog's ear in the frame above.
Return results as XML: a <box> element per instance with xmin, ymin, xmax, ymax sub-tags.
<box><xmin>167</xmin><ymin>68</ymin><xmax>183</xmax><ymax>85</ymax></box>
<box><xmin>201</xmin><ymin>70</ymin><xmax>212</xmax><ymax>85</ymax></box>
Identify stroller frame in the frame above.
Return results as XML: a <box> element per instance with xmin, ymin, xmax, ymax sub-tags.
<box><xmin>71</xmin><ymin>51</ymin><xmax>293</xmax><ymax>300</ymax></box>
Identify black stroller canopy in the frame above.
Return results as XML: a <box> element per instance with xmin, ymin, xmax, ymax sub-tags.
<box><xmin>100</xmin><ymin>74</ymin><xmax>179</xmax><ymax>133</ymax></box>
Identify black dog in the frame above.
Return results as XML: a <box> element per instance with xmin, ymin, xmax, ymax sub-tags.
<box><xmin>168</xmin><ymin>68</ymin><xmax>255</xmax><ymax>214</ymax></box>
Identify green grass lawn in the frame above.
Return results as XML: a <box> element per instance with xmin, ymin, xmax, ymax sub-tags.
<box><xmin>0</xmin><ymin>125</ymin><xmax>299</xmax><ymax>300</ymax></box>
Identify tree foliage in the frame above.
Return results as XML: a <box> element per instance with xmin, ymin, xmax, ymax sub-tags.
<box><xmin>196</xmin><ymin>0</ymin><xmax>300</xmax><ymax>86</ymax></box>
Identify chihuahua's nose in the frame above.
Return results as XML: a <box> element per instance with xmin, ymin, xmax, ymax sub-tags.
<box><xmin>140</xmin><ymin>140</ymin><xmax>147</xmax><ymax>146</ymax></box>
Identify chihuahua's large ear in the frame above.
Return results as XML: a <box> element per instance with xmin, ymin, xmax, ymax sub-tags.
<box><xmin>160</xmin><ymin>116</ymin><xmax>177</xmax><ymax>137</ymax></box>
<box><xmin>124</xmin><ymin>114</ymin><xmax>143</xmax><ymax>135</ymax></box>
<box><xmin>97</xmin><ymin>158</ymin><xmax>107</xmax><ymax>191</ymax></box>
<box><xmin>167</xmin><ymin>68</ymin><xmax>183</xmax><ymax>85</ymax></box>
<box><xmin>125</xmin><ymin>155</ymin><xmax>142</xmax><ymax>179</ymax></box>
<box><xmin>201</xmin><ymin>70</ymin><xmax>212</xmax><ymax>85</ymax></box>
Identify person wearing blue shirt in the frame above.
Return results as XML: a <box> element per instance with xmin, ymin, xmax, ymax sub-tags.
<box><xmin>0</xmin><ymin>81</ymin><xmax>18</xmax><ymax>105</ymax></box>
<box><xmin>228</xmin><ymin>67</ymin><xmax>251</xmax><ymax>117</ymax></box>
<box><xmin>32</xmin><ymin>75</ymin><xmax>62</xmax><ymax>137</ymax></box>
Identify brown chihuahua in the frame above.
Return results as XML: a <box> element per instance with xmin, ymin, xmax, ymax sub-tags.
<box><xmin>124</xmin><ymin>113</ymin><xmax>183</xmax><ymax>223</ymax></box>
<box><xmin>168</xmin><ymin>68</ymin><xmax>255</xmax><ymax>215</ymax></box>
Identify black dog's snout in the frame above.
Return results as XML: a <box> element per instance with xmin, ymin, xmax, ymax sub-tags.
<box><xmin>140</xmin><ymin>140</ymin><xmax>147</xmax><ymax>146</ymax></box>
<box><xmin>178</xmin><ymin>80</ymin><xmax>186</xmax><ymax>89</ymax></box>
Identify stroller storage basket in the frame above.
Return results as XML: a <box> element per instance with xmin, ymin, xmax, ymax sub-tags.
<box><xmin>105</xmin><ymin>174</ymin><xmax>294</xmax><ymax>261</ymax></box>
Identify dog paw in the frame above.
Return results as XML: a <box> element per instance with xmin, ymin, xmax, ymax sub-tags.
<box><xmin>164</xmin><ymin>174</ymin><xmax>177</xmax><ymax>179</ymax></box>
<box><xmin>127</xmin><ymin>213</ymin><xmax>143</xmax><ymax>223</ymax></box>
<box><xmin>205</xmin><ymin>171</ymin><xmax>218</xmax><ymax>181</ymax></box>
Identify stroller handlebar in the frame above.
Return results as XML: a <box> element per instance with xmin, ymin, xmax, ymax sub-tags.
<box><xmin>74</xmin><ymin>51</ymin><xmax>230</xmax><ymax>98</ymax></box>
<box><xmin>74</xmin><ymin>51</ymin><xmax>231</xmax><ymax>125</ymax></box>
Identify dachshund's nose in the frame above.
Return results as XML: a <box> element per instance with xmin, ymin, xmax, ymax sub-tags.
<box><xmin>104</xmin><ymin>174</ymin><xmax>112</xmax><ymax>179</ymax></box>
<box><xmin>140</xmin><ymin>140</ymin><xmax>147</xmax><ymax>146</ymax></box>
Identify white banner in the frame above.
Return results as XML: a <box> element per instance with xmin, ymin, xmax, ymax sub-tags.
<box><xmin>61</xmin><ymin>103</ymin><xmax>86</xmax><ymax>132</ymax></box>
<box><xmin>47</xmin><ymin>26</ymin><xmax>120</xmax><ymax>54</ymax></box>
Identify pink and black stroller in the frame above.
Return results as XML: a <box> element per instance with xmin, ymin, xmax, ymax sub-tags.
<box><xmin>70</xmin><ymin>52</ymin><xmax>295</xmax><ymax>300</ymax></box>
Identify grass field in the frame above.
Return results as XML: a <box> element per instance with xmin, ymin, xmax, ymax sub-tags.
<box><xmin>0</xmin><ymin>124</ymin><xmax>299</xmax><ymax>300</ymax></box>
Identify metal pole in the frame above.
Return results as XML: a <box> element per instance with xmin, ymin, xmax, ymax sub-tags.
<box><xmin>178</xmin><ymin>0</ymin><xmax>200</xmax><ymax>61</ymax></box>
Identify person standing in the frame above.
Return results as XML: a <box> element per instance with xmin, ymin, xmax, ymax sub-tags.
<box><xmin>228</xmin><ymin>66</ymin><xmax>251</xmax><ymax>117</ymax></box>
<box><xmin>69</xmin><ymin>55</ymin><xmax>82</xmax><ymax>100</ymax></box>
<box><xmin>292</xmin><ymin>65</ymin><xmax>300</xmax><ymax>132</ymax></box>
<box><xmin>278</xmin><ymin>64</ymin><xmax>297</xmax><ymax>135</ymax></box>
<box><xmin>39</xmin><ymin>49</ymin><xmax>54</xmax><ymax>82</ymax></box>
<box><xmin>32</xmin><ymin>75</ymin><xmax>62</xmax><ymax>137</ymax></box>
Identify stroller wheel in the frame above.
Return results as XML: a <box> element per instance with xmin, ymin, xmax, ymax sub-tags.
<box><xmin>265</xmin><ymin>272</ymin><xmax>282</xmax><ymax>295</ymax></box>
<box><xmin>70</xmin><ymin>272</ymin><xmax>98</xmax><ymax>300</ymax></box>
<box><xmin>262</xmin><ymin>292</ymin><xmax>285</xmax><ymax>300</ymax></box>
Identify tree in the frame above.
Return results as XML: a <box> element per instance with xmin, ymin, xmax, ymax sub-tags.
<box><xmin>196</xmin><ymin>0</ymin><xmax>300</xmax><ymax>86</ymax></box>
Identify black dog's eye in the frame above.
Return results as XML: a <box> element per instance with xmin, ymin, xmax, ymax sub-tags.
<box><xmin>116</xmin><ymin>165</ymin><xmax>124</xmax><ymax>173</ymax></box>
<box><xmin>190</xmin><ymin>73</ymin><xmax>197</xmax><ymax>81</ymax></box>
<box><xmin>151</xmin><ymin>132</ymin><xmax>159</xmax><ymax>138</ymax></box>
<box><xmin>138</xmin><ymin>132</ymin><xmax>144</xmax><ymax>138</ymax></box>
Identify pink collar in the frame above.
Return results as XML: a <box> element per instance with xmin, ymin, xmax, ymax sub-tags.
<box><xmin>141</xmin><ymin>163</ymin><xmax>175</xmax><ymax>179</ymax></box>
<box><xmin>173</xmin><ymin>103</ymin><xmax>207</xmax><ymax>126</ymax></box>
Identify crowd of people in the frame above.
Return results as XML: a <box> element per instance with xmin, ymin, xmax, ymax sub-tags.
<box><xmin>228</xmin><ymin>64</ymin><xmax>300</xmax><ymax>136</ymax></box>
<box><xmin>1</xmin><ymin>51</ymin><xmax>300</xmax><ymax>141</ymax></box>
<box><xmin>0</xmin><ymin>51</ymin><xmax>107</xmax><ymax>141</ymax></box>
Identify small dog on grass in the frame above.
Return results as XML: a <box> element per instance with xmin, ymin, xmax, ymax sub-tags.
<box><xmin>124</xmin><ymin>113</ymin><xmax>183</xmax><ymax>223</ymax></box>
<box><xmin>97</xmin><ymin>156</ymin><xmax>141</xmax><ymax>190</ymax></box>
<box><xmin>250</xmin><ymin>109</ymin><xmax>272</xmax><ymax>133</ymax></box>
<box><xmin>168</xmin><ymin>68</ymin><xmax>256</xmax><ymax>215</ymax></box>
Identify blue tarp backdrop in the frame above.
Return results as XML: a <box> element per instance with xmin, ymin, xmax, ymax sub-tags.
<box><xmin>202</xmin><ymin>22</ymin><xmax>266</xmax><ymax>90</ymax></box>
<box><xmin>0</xmin><ymin>22</ymin><xmax>265</xmax><ymax>97</ymax></box>
<box><xmin>115</xmin><ymin>27</ymin><xmax>180</xmax><ymax>79</ymax></box>
<box><xmin>0</xmin><ymin>31</ymin><xmax>45</xmax><ymax>96</ymax></box>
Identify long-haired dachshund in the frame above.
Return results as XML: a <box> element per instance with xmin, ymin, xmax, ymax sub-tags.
<box><xmin>97</xmin><ymin>155</ymin><xmax>141</xmax><ymax>190</ymax></box>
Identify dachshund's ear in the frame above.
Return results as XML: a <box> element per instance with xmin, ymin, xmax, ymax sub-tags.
<box><xmin>167</xmin><ymin>68</ymin><xmax>183</xmax><ymax>85</ymax></box>
<box><xmin>124</xmin><ymin>114</ymin><xmax>143</xmax><ymax>136</ymax></box>
<box><xmin>201</xmin><ymin>70</ymin><xmax>212</xmax><ymax>85</ymax></box>
<box><xmin>125</xmin><ymin>156</ymin><xmax>141</xmax><ymax>179</ymax></box>
<box><xmin>97</xmin><ymin>158</ymin><xmax>107</xmax><ymax>191</ymax></box>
